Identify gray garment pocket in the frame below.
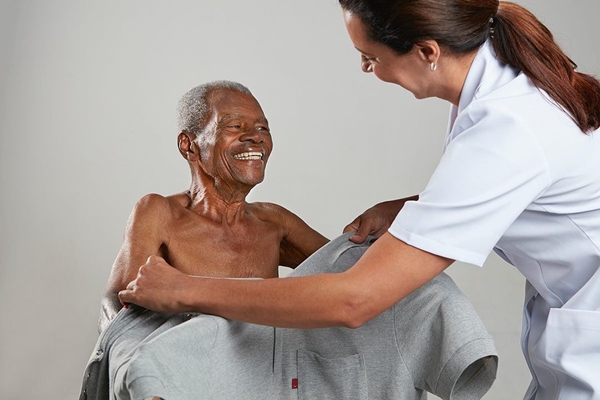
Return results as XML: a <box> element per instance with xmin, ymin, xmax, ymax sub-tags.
<box><xmin>297</xmin><ymin>350</ymin><xmax>369</xmax><ymax>399</ymax></box>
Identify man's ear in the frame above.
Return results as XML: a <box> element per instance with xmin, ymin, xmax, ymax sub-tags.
<box><xmin>177</xmin><ymin>131</ymin><xmax>199</xmax><ymax>161</ymax></box>
<box><xmin>415</xmin><ymin>39</ymin><xmax>441</xmax><ymax>65</ymax></box>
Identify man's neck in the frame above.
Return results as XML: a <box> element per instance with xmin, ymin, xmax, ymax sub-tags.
<box><xmin>186</xmin><ymin>180</ymin><xmax>252</xmax><ymax>224</ymax></box>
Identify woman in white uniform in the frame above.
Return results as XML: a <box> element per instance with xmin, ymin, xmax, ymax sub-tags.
<box><xmin>119</xmin><ymin>1</ymin><xmax>600</xmax><ymax>398</ymax></box>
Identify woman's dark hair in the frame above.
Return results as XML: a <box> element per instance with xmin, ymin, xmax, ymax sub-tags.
<box><xmin>339</xmin><ymin>0</ymin><xmax>600</xmax><ymax>133</ymax></box>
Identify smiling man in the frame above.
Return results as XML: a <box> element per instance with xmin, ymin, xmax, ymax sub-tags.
<box><xmin>98</xmin><ymin>81</ymin><xmax>328</xmax><ymax>332</ymax></box>
<box><xmin>84</xmin><ymin>82</ymin><xmax>498</xmax><ymax>400</ymax></box>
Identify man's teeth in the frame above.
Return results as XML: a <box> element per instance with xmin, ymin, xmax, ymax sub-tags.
<box><xmin>234</xmin><ymin>152</ymin><xmax>263</xmax><ymax>160</ymax></box>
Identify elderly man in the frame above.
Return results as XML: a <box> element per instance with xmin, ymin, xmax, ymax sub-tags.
<box><xmin>82</xmin><ymin>81</ymin><xmax>498</xmax><ymax>400</ymax></box>
<box><xmin>99</xmin><ymin>80</ymin><xmax>328</xmax><ymax>332</ymax></box>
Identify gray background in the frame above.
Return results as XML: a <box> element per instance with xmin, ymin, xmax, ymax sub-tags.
<box><xmin>0</xmin><ymin>1</ymin><xmax>597</xmax><ymax>399</ymax></box>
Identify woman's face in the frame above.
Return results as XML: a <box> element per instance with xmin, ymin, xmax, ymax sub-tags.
<box><xmin>343</xmin><ymin>10</ymin><xmax>433</xmax><ymax>99</ymax></box>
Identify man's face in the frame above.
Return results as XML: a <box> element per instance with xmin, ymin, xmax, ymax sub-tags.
<box><xmin>197</xmin><ymin>89</ymin><xmax>273</xmax><ymax>188</ymax></box>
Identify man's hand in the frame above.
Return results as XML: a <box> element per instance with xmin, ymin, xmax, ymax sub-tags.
<box><xmin>343</xmin><ymin>196</ymin><xmax>418</xmax><ymax>243</ymax></box>
<box><xmin>118</xmin><ymin>255</ymin><xmax>191</xmax><ymax>314</ymax></box>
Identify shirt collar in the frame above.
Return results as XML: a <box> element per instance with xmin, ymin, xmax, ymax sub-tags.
<box><xmin>445</xmin><ymin>40</ymin><xmax>519</xmax><ymax>148</ymax></box>
<box><xmin>459</xmin><ymin>40</ymin><xmax>501</xmax><ymax>113</ymax></box>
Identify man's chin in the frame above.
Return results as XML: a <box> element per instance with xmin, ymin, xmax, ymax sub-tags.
<box><xmin>235</xmin><ymin>174</ymin><xmax>265</xmax><ymax>187</ymax></box>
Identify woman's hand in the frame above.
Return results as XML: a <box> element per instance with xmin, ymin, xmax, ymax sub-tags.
<box><xmin>343</xmin><ymin>195</ymin><xmax>418</xmax><ymax>243</ymax></box>
<box><xmin>118</xmin><ymin>255</ymin><xmax>192</xmax><ymax>314</ymax></box>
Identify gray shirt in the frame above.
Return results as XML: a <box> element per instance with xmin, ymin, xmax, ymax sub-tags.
<box><xmin>80</xmin><ymin>234</ymin><xmax>498</xmax><ymax>400</ymax></box>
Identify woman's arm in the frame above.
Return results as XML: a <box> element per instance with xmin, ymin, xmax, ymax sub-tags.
<box><xmin>118</xmin><ymin>232</ymin><xmax>452</xmax><ymax>329</ymax></box>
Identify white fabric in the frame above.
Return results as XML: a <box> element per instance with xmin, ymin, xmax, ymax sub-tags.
<box><xmin>389</xmin><ymin>41</ymin><xmax>600</xmax><ymax>399</ymax></box>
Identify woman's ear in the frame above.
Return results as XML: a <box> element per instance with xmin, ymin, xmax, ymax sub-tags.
<box><xmin>177</xmin><ymin>131</ymin><xmax>198</xmax><ymax>161</ymax></box>
<box><xmin>415</xmin><ymin>39</ymin><xmax>441</xmax><ymax>65</ymax></box>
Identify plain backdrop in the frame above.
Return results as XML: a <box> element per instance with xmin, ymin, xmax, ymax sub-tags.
<box><xmin>0</xmin><ymin>1</ymin><xmax>598</xmax><ymax>399</ymax></box>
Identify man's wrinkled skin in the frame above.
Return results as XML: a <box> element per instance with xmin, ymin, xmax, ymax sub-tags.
<box><xmin>99</xmin><ymin>87</ymin><xmax>328</xmax><ymax>332</ymax></box>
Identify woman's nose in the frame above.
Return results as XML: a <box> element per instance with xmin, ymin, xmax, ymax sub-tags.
<box><xmin>361</xmin><ymin>59</ymin><xmax>373</xmax><ymax>73</ymax></box>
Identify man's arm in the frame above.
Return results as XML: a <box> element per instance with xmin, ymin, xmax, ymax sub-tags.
<box><xmin>98</xmin><ymin>194</ymin><xmax>170</xmax><ymax>332</ymax></box>
<box><xmin>261</xmin><ymin>203</ymin><xmax>329</xmax><ymax>268</ymax></box>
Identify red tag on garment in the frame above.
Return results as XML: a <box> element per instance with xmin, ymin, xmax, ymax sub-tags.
<box><xmin>291</xmin><ymin>378</ymin><xmax>298</xmax><ymax>389</ymax></box>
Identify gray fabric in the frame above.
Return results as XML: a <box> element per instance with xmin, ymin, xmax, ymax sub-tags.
<box><xmin>281</xmin><ymin>235</ymin><xmax>498</xmax><ymax>400</ymax></box>
<box><xmin>79</xmin><ymin>306</ymin><xmax>187</xmax><ymax>399</ymax></box>
<box><xmin>115</xmin><ymin>314</ymin><xmax>277</xmax><ymax>400</ymax></box>
<box><xmin>80</xmin><ymin>306</ymin><xmax>277</xmax><ymax>400</ymax></box>
<box><xmin>80</xmin><ymin>233</ymin><xmax>498</xmax><ymax>400</ymax></box>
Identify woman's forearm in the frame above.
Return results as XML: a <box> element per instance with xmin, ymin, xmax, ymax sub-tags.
<box><xmin>118</xmin><ymin>234</ymin><xmax>452</xmax><ymax>329</ymax></box>
<box><xmin>185</xmin><ymin>273</ymin><xmax>362</xmax><ymax>329</ymax></box>
<box><xmin>181</xmin><ymin>233</ymin><xmax>450</xmax><ymax>329</ymax></box>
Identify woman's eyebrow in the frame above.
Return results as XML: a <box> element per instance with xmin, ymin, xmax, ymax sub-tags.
<box><xmin>355</xmin><ymin>46</ymin><xmax>374</xmax><ymax>56</ymax></box>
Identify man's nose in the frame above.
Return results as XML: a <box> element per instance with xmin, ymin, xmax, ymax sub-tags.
<box><xmin>239</xmin><ymin>128</ymin><xmax>264</xmax><ymax>143</ymax></box>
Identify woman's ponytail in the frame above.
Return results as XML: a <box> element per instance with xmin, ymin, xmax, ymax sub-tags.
<box><xmin>492</xmin><ymin>2</ymin><xmax>600</xmax><ymax>133</ymax></box>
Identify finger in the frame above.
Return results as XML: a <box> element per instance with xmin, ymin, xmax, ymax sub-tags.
<box><xmin>342</xmin><ymin>217</ymin><xmax>361</xmax><ymax>234</ymax></box>
<box><xmin>349</xmin><ymin>233</ymin><xmax>366</xmax><ymax>243</ymax></box>
<box><xmin>348</xmin><ymin>226</ymin><xmax>369</xmax><ymax>244</ymax></box>
<box><xmin>343</xmin><ymin>223</ymin><xmax>359</xmax><ymax>234</ymax></box>
<box><xmin>146</xmin><ymin>254</ymin><xmax>165</xmax><ymax>264</ymax></box>
<box><xmin>352</xmin><ymin>217</ymin><xmax>379</xmax><ymax>243</ymax></box>
<box><xmin>118</xmin><ymin>289</ymin><xmax>133</xmax><ymax>307</ymax></box>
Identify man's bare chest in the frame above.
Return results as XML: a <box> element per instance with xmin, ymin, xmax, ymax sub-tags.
<box><xmin>161</xmin><ymin>220</ymin><xmax>282</xmax><ymax>278</ymax></box>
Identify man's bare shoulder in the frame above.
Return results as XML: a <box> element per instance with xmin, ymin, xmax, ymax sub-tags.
<box><xmin>131</xmin><ymin>192</ymin><xmax>189</xmax><ymax>220</ymax></box>
<box><xmin>249</xmin><ymin>202</ymin><xmax>313</xmax><ymax>230</ymax></box>
<box><xmin>248</xmin><ymin>201</ymin><xmax>290</xmax><ymax>221</ymax></box>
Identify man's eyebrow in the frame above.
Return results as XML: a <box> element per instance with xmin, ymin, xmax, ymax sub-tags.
<box><xmin>220</xmin><ymin>113</ymin><xmax>243</xmax><ymax>122</ymax></box>
<box><xmin>219</xmin><ymin>113</ymin><xmax>269</xmax><ymax>125</ymax></box>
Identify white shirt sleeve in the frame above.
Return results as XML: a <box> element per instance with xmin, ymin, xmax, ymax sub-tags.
<box><xmin>389</xmin><ymin>102</ymin><xmax>551</xmax><ymax>266</ymax></box>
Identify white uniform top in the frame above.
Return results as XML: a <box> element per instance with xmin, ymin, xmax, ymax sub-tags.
<box><xmin>389</xmin><ymin>40</ymin><xmax>600</xmax><ymax>399</ymax></box>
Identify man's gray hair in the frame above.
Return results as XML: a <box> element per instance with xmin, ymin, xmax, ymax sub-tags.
<box><xmin>177</xmin><ymin>80</ymin><xmax>252</xmax><ymax>134</ymax></box>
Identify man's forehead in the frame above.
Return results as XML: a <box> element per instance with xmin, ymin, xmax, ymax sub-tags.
<box><xmin>209</xmin><ymin>90</ymin><xmax>266</xmax><ymax>121</ymax></box>
<box><xmin>210</xmin><ymin>88</ymin><xmax>255</xmax><ymax>106</ymax></box>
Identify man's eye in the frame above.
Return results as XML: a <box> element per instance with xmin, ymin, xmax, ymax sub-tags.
<box><xmin>228</xmin><ymin>124</ymin><xmax>242</xmax><ymax>129</ymax></box>
<box><xmin>257</xmin><ymin>126</ymin><xmax>270</xmax><ymax>132</ymax></box>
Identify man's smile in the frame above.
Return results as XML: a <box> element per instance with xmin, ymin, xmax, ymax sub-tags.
<box><xmin>233</xmin><ymin>151</ymin><xmax>264</xmax><ymax>161</ymax></box>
